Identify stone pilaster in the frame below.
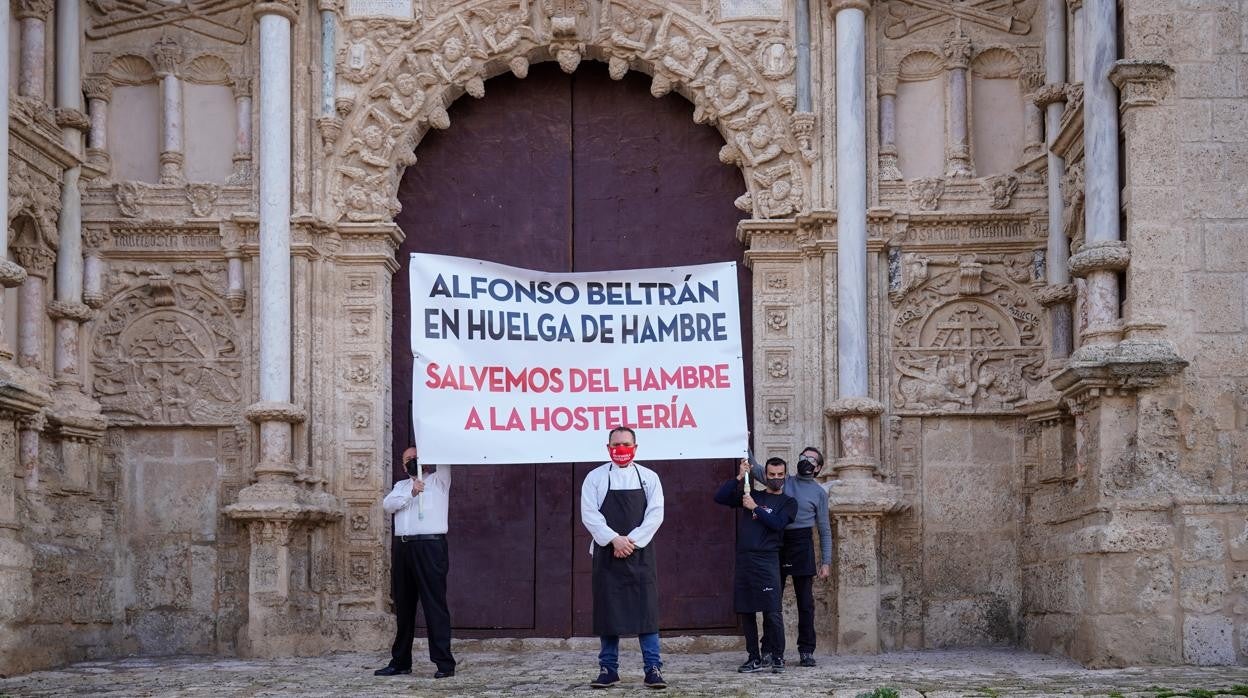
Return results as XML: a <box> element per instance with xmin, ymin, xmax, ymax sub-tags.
<box><xmin>82</xmin><ymin>77</ymin><xmax>113</xmax><ymax>171</ymax></box>
<box><xmin>152</xmin><ymin>36</ymin><xmax>186</xmax><ymax>185</ymax></box>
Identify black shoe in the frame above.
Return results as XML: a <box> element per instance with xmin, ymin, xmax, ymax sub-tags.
<box><xmin>737</xmin><ymin>657</ymin><xmax>764</xmax><ymax>673</ymax></box>
<box><xmin>799</xmin><ymin>653</ymin><xmax>816</xmax><ymax>667</ymax></box>
<box><xmin>373</xmin><ymin>666</ymin><xmax>411</xmax><ymax>676</ymax></box>
<box><xmin>434</xmin><ymin>669</ymin><xmax>455</xmax><ymax>679</ymax></box>
<box><xmin>644</xmin><ymin>666</ymin><xmax>666</xmax><ymax>689</ymax></box>
<box><xmin>590</xmin><ymin>666</ymin><xmax>620</xmax><ymax>688</ymax></box>
<box><xmin>760</xmin><ymin>652</ymin><xmax>772</xmax><ymax>667</ymax></box>
<box><xmin>771</xmin><ymin>656</ymin><xmax>786</xmax><ymax>673</ymax></box>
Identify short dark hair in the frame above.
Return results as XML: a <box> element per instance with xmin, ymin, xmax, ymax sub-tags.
<box><xmin>608</xmin><ymin>426</ymin><xmax>636</xmax><ymax>443</ymax></box>
<box><xmin>800</xmin><ymin>446</ymin><xmax>824</xmax><ymax>467</ymax></box>
<box><xmin>765</xmin><ymin>456</ymin><xmax>786</xmax><ymax>469</ymax></box>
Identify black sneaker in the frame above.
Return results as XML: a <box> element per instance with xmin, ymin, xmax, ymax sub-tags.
<box><xmin>737</xmin><ymin>657</ymin><xmax>764</xmax><ymax>673</ymax></box>
<box><xmin>799</xmin><ymin>653</ymin><xmax>816</xmax><ymax>667</ymax></box>
<box><xmin>644</xmin><ymin>666</ymin><xmax>666</xmax><ymax>689</ymax></box>
<box><xmin>771</xmin><ymin>656</ymin><xmax>786</xmax><ymax>673</ymax></box>
<box><xmin>590</xmin><ymin>666</ymin><xmax>619</xmax><ymax>688</ymax></box>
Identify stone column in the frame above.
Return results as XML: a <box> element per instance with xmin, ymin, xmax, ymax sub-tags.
<box><xmin>941</xmin><ymin>30</ymin><xmax>973</xmax><ymax>178</ymax></box>
<box><xmin>1037</xmin><ymin>0</ymin><xmax>1074</xmax><ymax>359</ymax></box>
<box><xmin>877</xmin><ymin>72</ymin><xmax>902</xmax><ymax>181</ymax></box>
<box><xmin>1070</xmin><ymin>0</ymin><xmax>1126</xmax><ymax>349</ymax></box>
<box><xmin>11</xmin><ymin>245</ymin><xmax>53</xmax><ymax>375</ymax></box>
<box><xmin>828</xmin><ymin>0</ymin><xmax>903</xmax><ymax>655</ymax></box>
<box><xmin>83</xmin><ymin>76</ymin><xmax>113</xmax><ymax>170</ymax></box>
<box><xmin>319</xmin><ymin>0</ymin><xmax>337</xmax><ymax>118</ymax></box>
<box><xmin>153</xmin><ymin>36</ymin><xmax>186</xmax><ymax>185</ymax></box>
<box><xmin>225</xmin><ymin>248</ymin><xmax>247</xmax><ymax>312</ymax></box>
<box><xmin>15</xmin><ymin>0</ymin><xmax>52</xmax><ymax>100</ymax></box>
<box><xmin>82</xmin><ymin>228</ymin><xmax>109</xmax><ymax>309</ymax></box>
<box><xmin>1069</xmin><ymin>0</ymin><xmax>1084</xmax><ymax>83</ymax></box>
<box><xmin>52</xmin><ymin>0</ymin><xmax>94</xmax><ymax>406</ymax></box>
<box><xmin>1021</xmin><ymin>59</ymin><xmax>1045</xmax><ymax>160</ymax></box>
<box><xmin>225</xmin><ymin>0</ymin><xmax>340</xmax><ymax>656</ymax></box>
<box><xmin>228</xmin><ymin>76</ymin><xmax>254</xmax><ymax>185</ymax></box>
<box><xmin>0</xmin><ymin>4</ymin><xmax>30</xmax><ymax>367</ymax></box>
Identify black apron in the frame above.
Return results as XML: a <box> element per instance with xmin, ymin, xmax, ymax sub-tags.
<box><xmin>591</xmin><ymin>465</ymin><xmax>660</xmax><ymax>636</ymax></box>
<box><xmin>734</xmin><ymin>550</ymin><xmax>782</xmax><ymax>613</ymax></box>
<box><xmin>780</xmin><ymin>527</ymin><xmax>816</xmax><ymax>577</ymax></box>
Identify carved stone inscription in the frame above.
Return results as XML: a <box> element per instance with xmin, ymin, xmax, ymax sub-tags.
<box><xmin>890</xmin><ymin>253</ymin><xmax>1045</xmax><ymax>413</ymax></box>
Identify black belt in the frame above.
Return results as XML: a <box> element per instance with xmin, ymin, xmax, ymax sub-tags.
<box><xmin>397</xmin><ymin>534</ymin><xmax>445</xmax><ymax>542</ymax></box>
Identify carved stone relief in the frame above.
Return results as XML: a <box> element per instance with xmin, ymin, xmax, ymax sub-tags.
<box><xmin>326</xmin><ymin>0</ymin><xmax>811</xmax><ymax>223</ymax></box>
<box><xmin>86</xmin><ymin>0</ymin><xmax>253</xmax><ymax>43</ymax></box>
<box><xmin>91</xmin><ymin>263</ymin><xmax>243</xmax><ymax>425</ymax></box>
<box><xmin>890</xmin><ymin>253</ymin><xmax>1045</xmax><ymax>413</ymax></box>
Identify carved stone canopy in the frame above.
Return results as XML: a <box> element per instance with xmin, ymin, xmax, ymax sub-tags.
<box><xmin>324</xmin><ymin>0</ymin><xmax>811</xmax><ymax>224</ymax></box>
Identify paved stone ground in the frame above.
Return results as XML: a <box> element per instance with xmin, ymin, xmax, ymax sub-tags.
<box><xmin>5</xmin><ymin>644</ymin><xmax>1248</xmax><ymax>697</ymax></box>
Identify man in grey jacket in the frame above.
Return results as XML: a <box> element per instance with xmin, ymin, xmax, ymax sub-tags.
<box><xmin>751</xmin><ymin>446</ymin><xmax>831</xmax><ymax>668</ymax></box>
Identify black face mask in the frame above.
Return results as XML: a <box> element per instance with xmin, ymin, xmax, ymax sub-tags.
<box><xmin>765</xmin><ymin>477</ymin><xmax>786</xmax><ymax>491</ymax></box>
<box><xmin>797</xmin><ymin>455</ymin><xmax>819</xmax><ymax>479</ymax></box>
<box><xmin>404</xmin><ymin>458</ymin><xmax>420</xmax><ymax>477</ymax></box>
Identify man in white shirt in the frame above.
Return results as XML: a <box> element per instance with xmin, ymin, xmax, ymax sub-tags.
<box><xmin>374</xmin><ymin>445</ymin><xmax>456</xmax><ymax>679</ymax></box>
<box><xmin>580</xmin><ymin>427</ymin><xmax>667</xmax><ymax>689</ymax></box>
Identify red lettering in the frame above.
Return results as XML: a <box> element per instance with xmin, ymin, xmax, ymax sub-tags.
<box><xmin>425</xmin><ymin>362</ymin><xmax>442</xmax><ymax>389</ymax></box>
<box><xmin>464</xmin><ymin>406</ymin><xmax>483</xmax><ymax>430</ymax></box>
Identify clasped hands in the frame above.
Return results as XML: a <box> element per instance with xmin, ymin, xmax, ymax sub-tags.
<box><xmin>610</xmin><ymin>535</ymin><xmax>638</xmax><ymax>559</ymax></box>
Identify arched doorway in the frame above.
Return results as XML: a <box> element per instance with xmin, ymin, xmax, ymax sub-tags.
<box><xmin>390</xmin><ymin>61</ymin><xmax>751</xmax><ymax>637</ymax></box>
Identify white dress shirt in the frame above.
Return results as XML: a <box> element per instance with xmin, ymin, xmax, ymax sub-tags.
<box><xmin>580</xmin><ymin>462</ymin><xmax>664</xmax><ymax>555</ymax></box>
<box><xmin>382</xmin><ymin>466</ymin><xmax>451</xmax><ymax>536</ymax></box>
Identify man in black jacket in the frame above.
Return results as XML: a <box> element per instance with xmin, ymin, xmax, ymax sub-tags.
<box><xmin>714</xmin><ymin>457</ymin><xmax>796</xmax><ymax>674</ymax></box>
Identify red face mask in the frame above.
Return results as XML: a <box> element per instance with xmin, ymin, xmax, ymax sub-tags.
<box><xmin>609</xmin><ymin>445</ymin><xmax>636</xmax><ymax>466</ymax></box>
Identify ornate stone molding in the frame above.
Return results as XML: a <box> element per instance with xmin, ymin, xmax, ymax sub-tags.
<box><xmin>151</xmin><ymin>36</ymin><xmax>185</xmax><ymax>76</ymax></box>
<box><xmin>324</xmin><ymin>2</ymin><xmax>810</xmax><ymax>223</ymax></box>
<box><xmin>1032</xmin><ymin>82</ymin><xmax>1067</xmax><ymax>108</ymax></box>
<box><xmin>46</xmin><ymin>300</ymin><xmax>93</xmax><ymax>322</ymax></box>
<box><xmin>254</xmin><ymin>0</ymin><xmax>300</xmax><ymax>23</ymax></box>
<box><xmin>824</xmin><ymin>397</ymin><xmax>885</xmax><ymax>418</ymax></box>
<box><xmin>54</xmin><ymin>108</ymin><xmax>91</xmax><ymax>132</ymax></box>
<box><xmin>1035</xmin><ymin>282</ymin><xmax>1076</xmax><ymax>307</ymax></box>
<box><xmin>0</xmin><ymin>260</ymin><xmax>29</xmax><ymax>289</ymax></box>
<box><xmin>1108</xmin><ymin>60</ymin><xmax>1175</xmax><ymax>110</ymax></box>
<box><xmin>13</xmin><ymin>0</ymin><xmax>54</xmax><ymax>20</ymax></box>
<box><xmin>940</xmin><ymin>30</ymin><xmax>972</xmax><ymax>70</ymax></box>
<box><xmin>10</xmin><ymin>245</ymin><xmax>55</xmax><ymax>279</ymax></box>
<box><xmin>1068</xmin><ymin>240</ymin><xmax>1130</xmax><ymax>278</ymax></box>
<box><xmin>244</xmin><ymin>401</ymin><xmax>308</xmax><ymax>424</ymax></box>
<box><xmin>827</xmin><ymin>0</ymin><xmax>871</xmax><ymax>13</ymax></box>
<box><xmin>83</xmin><ymin>77</ymin><xmax>115</xmax><ymax>103</ymax></box>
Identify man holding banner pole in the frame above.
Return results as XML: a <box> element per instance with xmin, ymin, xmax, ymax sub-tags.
<box><xmin>375</xmin><ymin>445</ymin><xmax>456</xmax><ymax>679</ymax></box>
<box><xmin>580</xmin><ymin>427</ymin><xmax>667</xmax><ymax>690</ymax></box>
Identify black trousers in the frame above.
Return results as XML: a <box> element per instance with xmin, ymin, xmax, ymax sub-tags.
<box><xmin>740</xmin><ymin>611</ymin><xmax>784</xmax><ymax>660</ymax></box>
<box><xmin>784</xmin><ymin>573</ymin><xmax>816</xmax><ymax>654</ymax></box>
<box><xmin>389</xmin><ymin>537</ymin><xmax>455</xmax><ymax>672</ymax></box>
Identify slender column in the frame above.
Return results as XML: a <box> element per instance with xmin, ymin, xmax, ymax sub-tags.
<box><xmin>15</xmin><ymin>0</ymin><xmax>52</xmax><ymax>100</ymax></box>
<box><xmin>320</xmin><ymin>1</ymin><xmax>337</xmax><ymax>117</ymax></box>
<box><xmin>0</xmin><ymin>1</ymin><xmax>27</xmax><ymax>364</ymax></box>
<box><xmin>1076</xmin><ymin>0</ymin><xmax>1124</xmax><ymax>347</ymax></box>
<box><xmin>835</xmin><ymin>0</ymin><xmax>868</xmax><ymax>401</ymax></box>
<box><xmin>1040</xmin><ymin>0</ymin><xmax>1073</xmax><ymax>358</ymax></box>
<box><xmin>1070</xmin><ymin>0</ymin><xmax>1085</xmax><ymax>83</ymax></box>
<box><xmin>794</xmin><ymin>0</ymin><xmax>812</xmax><ymax>112</ymax></box>
<box><xmin>53</xmin><ymin>0</ymin><xmax>91</xmax><ymax>398</ymax></box>
<box><xmin>1022</xmin><ymin>61</ymin><xmax>1045</xmax><ymax>159</ymax></box>
<box><xmin>228</xmin><ymin>77</ymin><xmax>255</xmax><ymax>185</ymax></box>
<box><xmin>877</xmin><ymin>72</ymin><xmax>902</xmax><ymax>181</ymax></box>
<box><xmin>83</xmin><ymin>77</ymin><xmax>113</xmax><ymax>170</ymax></box>
<box><xmin>11</xmin><ymin>246</ymin><xmax>54</xmax><ymax>372</ymax></box>
<box><xmin>153</xmin><ymin>36</ymin><xmax>186</xmax><ymax>185</ymax></box>
<box><xmin>941</xmin><ymin>30</ymin><xmax>973</xmax><ymax>178</ymax></box>
<box><xmin>225</xmin><ymin>249</ymin><xmax>247</xmax><ymax>312</ymax></box>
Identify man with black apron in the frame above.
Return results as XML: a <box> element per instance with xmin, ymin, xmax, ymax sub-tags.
<box><xmin>751</xmin><ymin>446</ymin><xmax>832</xmax><ymax>667</ymax></box>
<box><xmin>580</xmin><ymin>427</ymin><xmax>667</xmax><ymax>689</ymax></box>
<box><xmin>715</xmin><ymin>457</ymin><xmax>796</xmax><ymax>674</ymax></box>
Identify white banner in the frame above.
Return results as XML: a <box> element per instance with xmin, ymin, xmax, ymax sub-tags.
<box><xmin>409</xmin><ymin>253</ymin><xmax>749</xmax><ymax>464</ymax></box>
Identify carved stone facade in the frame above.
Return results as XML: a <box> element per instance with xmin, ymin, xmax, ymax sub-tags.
<box><xmin>2</xmin><ymin>0</ymin><xmax>1247</xmax><ymax>677</ymax></box>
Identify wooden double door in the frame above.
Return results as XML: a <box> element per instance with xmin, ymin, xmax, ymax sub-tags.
<box><xmin>390</xmin><ymin>62</ymin><xmax>751</xmax><ymax>636</ymax></box>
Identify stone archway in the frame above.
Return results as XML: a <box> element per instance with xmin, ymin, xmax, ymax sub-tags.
<box><xmin>320</xmin><ymin>0</ymin><xmax>816</xmax><ymax>225</ymax></box>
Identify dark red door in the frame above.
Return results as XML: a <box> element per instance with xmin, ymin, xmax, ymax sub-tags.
<box><xmin>391</xmin><ymin>62</ymin><xmax>750</xmax><ymax>636</ymax></box>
